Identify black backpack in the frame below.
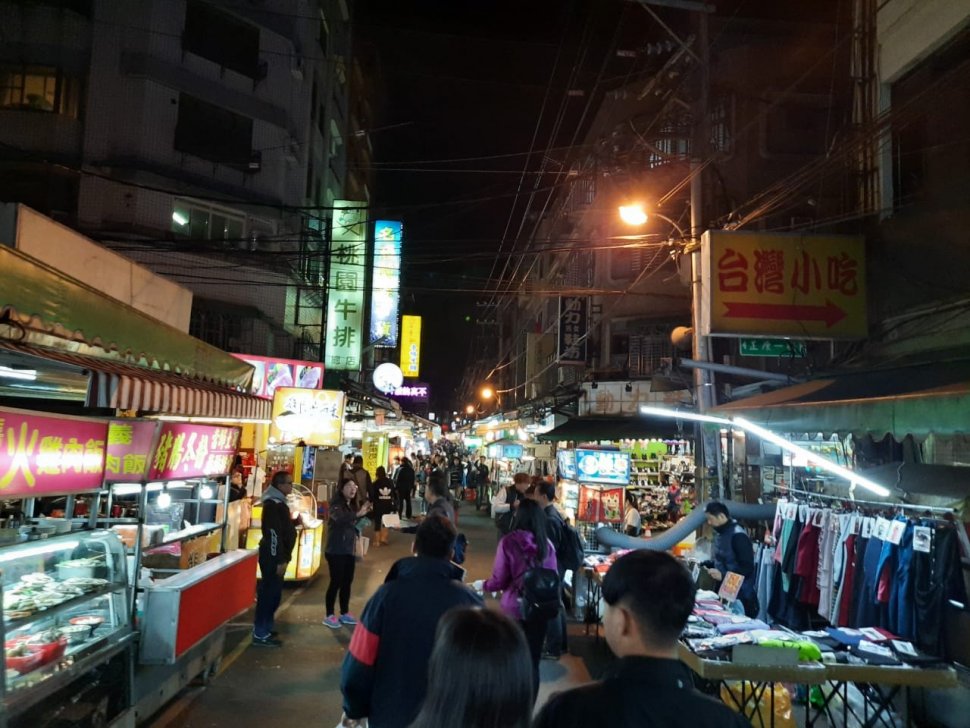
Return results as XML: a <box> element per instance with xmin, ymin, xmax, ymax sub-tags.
<box><xmin>557</xmin><ymin>522</ymin><xmax>585</xmax><ymax>573</ymax></box>
<box><xmin>519</xmin><ymin>561</ymin><xmax>561</xmax><ymax>621</ymax></box>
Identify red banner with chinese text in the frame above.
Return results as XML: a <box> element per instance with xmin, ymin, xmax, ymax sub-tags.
<box><xmin>147</xmin><ymin>423</ymin><xmax>241</xmax><ymax>480</ymax></box>
<box><xmin>0</xmin><ymin>407</ymin><xmax>108</xmax><ymax>497</ymax></box>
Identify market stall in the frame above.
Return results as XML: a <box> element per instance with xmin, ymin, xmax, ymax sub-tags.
<box><xmin>0</xmin><ymin>407</ymin><xmax>136</xmax><ymax>728</ymax></box>
<box><xmin>94</xmin><ymin>420</ymin><xmax>257</xmax><ymax>723</ymax></box>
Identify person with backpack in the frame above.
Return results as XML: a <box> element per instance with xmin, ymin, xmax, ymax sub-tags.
<box><xmin>473</xmin><ymin>499</ymin><xmax>558</xmax><ymax>700</ymax></box>
<box><xmin>531</xmin><ymin>479</ymin><xmax>568</xmax><ymax>659</ymax></box>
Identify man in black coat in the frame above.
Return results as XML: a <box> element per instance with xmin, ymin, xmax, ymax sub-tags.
<box><xmin>252</xmin><ymin>470</ymin><xmax>296</xmax><ymax>647</ymax></box>
<box><xmin>534</xmin><ymin>551</ymin><xmax>751</xmax><ymax>728</ymax></box>
<box><xmin>340</xmin><ymin>515</ymin><xmax>482</xmax><ymax>728</ymax></box>
<box><xmin>394</xmin><ymin>457</ymin><xmax>416</xmax><ymax>519</ymax></box>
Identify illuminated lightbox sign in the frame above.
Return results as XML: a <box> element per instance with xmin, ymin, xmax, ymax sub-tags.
<box><xmin>400</xmin><ymin>315</ymin><xmax>422</xmax><ymax>378</ymax></box>
<box><xmin>370</xmin><ymin>220</ymin><xmax>402</xmax><ymax>347</ymax></box>
<box><xmin>574</xmin><ymin>449</ymin><xmax>630</xmax><ymax>486</ymax></box>
<box><xmin>392</xmin><ymin>384</ymin><xmax>430</xmax><ymax>400</ymax></box>
<box><xmin>325</xmin><ymin>201</ymin><xmax>367</xmax><ymax>371</ymax></box>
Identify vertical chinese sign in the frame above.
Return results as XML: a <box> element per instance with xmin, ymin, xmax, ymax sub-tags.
<box><xmin>147</xmin><ymin>423</ymin><xmax>241</xmax><ymax>480</ymax></box>
<box><xmin>701</xmin><ymin>231</ymin><xmax>867</xmax><ymax>339</ymax></box>
<box><xmin>400</xmin><ymin>315</ymin><xmax>422</xmax><ymax>378</ymax></box>
<box><xmin>326</xmin><ymin>200</ymin><xmax>367</xmax><ymax>371</ymax></box>
<box><xmin>0</xmin><ymin>407</ymin><xmax>107</xmax><ymax>496</ymax></box>
<box><xmin>370</xmin><ymin>220</ymin><xmax>402</xmax><ymax>347</ymax></box>
<box><xmin>558</xmin><ymin>296</ymin><xmax>589</xmax><ymax>364</ymax></box>
<box><xmin>362</xmin><ymin>431</ymin><xmax>388</xmax><ymax>478</ymax></box>
<box><xmin>104</xmin><ymin>419</ymin><xmax>158</xmax><ymax>482</ymax></box>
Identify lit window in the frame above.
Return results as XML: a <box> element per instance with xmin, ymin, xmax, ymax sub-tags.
<box><xmin>0</xmin><ymin>65</ymin><xmax>80</xmax><ymax>117</ymax></box>
<box><xmin>172</xmin><ymin>199</ymin><xmax>246</xmax><ymax>243</ymax></box>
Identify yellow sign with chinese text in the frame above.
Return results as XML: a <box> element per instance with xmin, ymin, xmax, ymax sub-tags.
<box><xmin>270</xmin><ymin>388</ymin><xmax>346</xmax><ymax>447</ymax></box>
<box><xmin>701</xmin><ymin>231</ymin><xmax>867</xmax><ymax>339</ymax></box>
<box><xmin>362</xmin><ymin>431</ymin><xmax>388</xmax><ymax>479</ymax></box>
<box><xmin>400</xmin><ymin>315</ymin><xmax>422</xmax><ymax>378</ymax></box>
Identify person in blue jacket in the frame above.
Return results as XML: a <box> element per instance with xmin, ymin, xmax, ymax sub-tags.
<box><xmin>704</xmin><ymin>501</ymin><xmax>758</xmax><ymax>617</ymax></box>
<box><xmin>339</xmin><ymin>515</ymin><xmax>482</xmax><ymax>728</ymax></box>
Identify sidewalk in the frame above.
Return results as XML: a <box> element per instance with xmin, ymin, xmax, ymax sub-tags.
<box><xmin>148</xmin><ymin>506</ymin><xmax>608</xmax><ymax>727</ymax></box>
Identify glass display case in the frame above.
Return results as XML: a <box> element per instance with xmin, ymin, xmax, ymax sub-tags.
<box><xmin>0</xmin><ymin>530</ymin><xmax>132</xmax><ymax>716</ymax></box>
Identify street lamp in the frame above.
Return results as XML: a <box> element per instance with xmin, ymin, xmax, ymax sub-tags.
<box><xmin>480</xmin><ymin>385</ymin><xmax>494</xmax><ymax>400</ymax></box>
<box><xmin>465</xmin><ymin>404</ymin><xmax>475</xmax><ymax>415</ymax></box>
<box><xmin>618</xmin><ymin>203</ymin><xmax>687</xmax><ymax>240</ymax></box>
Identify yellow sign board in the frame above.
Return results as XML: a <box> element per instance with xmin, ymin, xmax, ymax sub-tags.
<box><xmin>701</xmin><ymin>231</ymin><xmax>867</xmax><ymax>339</ymax></box>
<box><xmin>400</xmin><ymin>315</ymin><xmax>422</xmax><ymax>378</ymax></box>
<box><xmin>270</xmin><ymin>388</ymin><xmax>345</xmax><ymax>447</ymax></box>
<box><xmin>362</xmin><ymin>431</ymin><xmax>388</xmax><ymax>479</ymax></box>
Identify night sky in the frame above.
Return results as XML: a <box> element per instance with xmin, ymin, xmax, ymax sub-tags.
<box><xmin>355</xmin><ymin>0</ymin><xmax>637</xmax><ymax>412</ymax></box>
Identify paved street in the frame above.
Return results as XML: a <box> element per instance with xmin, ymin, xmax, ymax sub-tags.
<box><xmin>148</xmin><ymin>505</ymin><xmax>605</xmax><ymax>727</ymax></box>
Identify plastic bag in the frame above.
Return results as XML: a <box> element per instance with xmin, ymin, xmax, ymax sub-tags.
<box><xmin>354</xmin><ymin>535</ymin><xmax>370</xmax><ymax>561</ymax></box>
<box><xmin>720</xmin><ymin>681</ymin><xmax>795</xmax><ymax>728</ymax></box>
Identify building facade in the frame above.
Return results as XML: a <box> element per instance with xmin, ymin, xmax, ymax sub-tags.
<box><xmin>0</xmin><ymin>0</ymin><xmax>359</xmax><ymax>360</ymax></box>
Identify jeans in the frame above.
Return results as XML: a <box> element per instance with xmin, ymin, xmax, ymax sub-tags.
<box><xmin>325</xmin><ymin>553</ymin><xmax>356</xmax><ymax>616</ymax></box>
<box><xmin>254</xmin><ymin>558</ymin><xmax>283</xmax><ymax>638</ymax></box>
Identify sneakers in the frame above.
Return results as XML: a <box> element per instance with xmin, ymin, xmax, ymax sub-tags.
<box><xmin>323</xmin><ymin>615</ymin><xmax>341</xmax><ymax>629</ymax></box>
<box><xmin>338</xmin><ymin>613</ymin><xmax>358</xmax><ymax>626</ymax></box>
<box><xmin>252</xmin><ymin>634</ymin><xmax>283</xmax><ymax>647</ymax></box>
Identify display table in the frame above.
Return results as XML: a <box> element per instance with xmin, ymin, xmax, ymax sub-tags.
<box><xmin>677</xmin><ymin>643</ymin><xmax>958</xmax><ymax>728</ymax></box>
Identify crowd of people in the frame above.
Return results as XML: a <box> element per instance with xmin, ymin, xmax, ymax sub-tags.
<box><xmin>252</xmin><ymin>444</ymin><xmax>753</xmax><ymax>728</ymax></box>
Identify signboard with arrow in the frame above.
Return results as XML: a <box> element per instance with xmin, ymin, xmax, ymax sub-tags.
<box><xmin>700</xmin><ymin>231</ymin><xmax>867</xmax><ymax>339</ymax></box>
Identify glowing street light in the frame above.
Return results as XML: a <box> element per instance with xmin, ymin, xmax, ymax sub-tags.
<box><xmin>480</xmin><ymin>385</ymin><xmax>495</xmax><ymax>400</ymax></box>
<box><xmin>465</xmin><ymin>404</ymin><xmax>475</xmax><ymax>415</ymax></box>
<box><xmin>618</xmin><ymin>203</ymin><xmax>648</xmax><ymax>226</ymax></box>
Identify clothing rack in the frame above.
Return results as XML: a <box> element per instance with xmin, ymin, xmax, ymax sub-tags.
<box><xmin>765</xmin><ymin>485</ymin><xmax>954</xmax><ymax>514</ymax></box>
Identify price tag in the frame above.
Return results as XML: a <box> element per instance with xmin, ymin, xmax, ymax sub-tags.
<box><xmin>913</xmin><ymin>526</ymin><xmax>932</xmax><ymax>553</ymax></box>
<box><xmin>874</xmin><ymin>517</ymin><xmax>891</xmax><ymax>540</ymax></box>
<box><xmin>718</xmin><ymin>571</ymin><xmax>745</xmax><ymax>603</ymax></box>
<box><xmin>886</xmin><ymin>519</ymin><xmax>906</xmax><ymax>546</ymax></box>
<box><xmin>861</xmin><ymin>517</ymin><xmax>874</xmax><ymax>539</ymax></box>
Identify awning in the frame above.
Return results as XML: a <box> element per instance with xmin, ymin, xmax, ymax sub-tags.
<box><xmin>0</xmin><ymin>245</ymin><xmax>253</xmax><ymax>388</ymax></box>
<box><xmin>712</xmin><ymin>359</ymin><xmax>970</xmax><ymax>441</ymax></box>
<box><xmin>1</xmin><ymin>342</ymin><xmax>270</xmax><ymax>420</ymax></box>
<box><xmin>536</xmin><ymin>415</ymin><xmax>686</xmax><ymax>443</ymax></box>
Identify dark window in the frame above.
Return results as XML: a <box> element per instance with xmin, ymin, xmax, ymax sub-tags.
<box><xmin>174</xmin><ymin>93</ymin><xmax>253</xmax><ymax>166</ymax></box>
<box><xmin>183</xmin><ymin>0</ymin><xmax>260</xmax><ymax>78</ymax></box>
<box><xmin>0</xmin><ymin>65</ymin><xmax>80</xmax><ymax>117</ymax></box>
<box><xmin>763</xmin><ymin>94</ymin><xmax>830</xmax><ymax>156</ymax></box>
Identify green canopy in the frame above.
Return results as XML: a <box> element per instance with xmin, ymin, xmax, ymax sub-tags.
<box><xmin>0</xmin><ymin>246</ymin><xmax>253</xmax><ymax>388</ymax></box>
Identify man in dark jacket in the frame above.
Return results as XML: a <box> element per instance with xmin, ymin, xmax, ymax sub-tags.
<box><xmin>394</xmin><ymin>457</ymin><xmax>416</xmax><ymax>519</ymax></box>
<box><xmin>351</xmin><ymin>455</ymin><xmax>372</xmax><ymax>495</ymax></box>
<box><xmin>703</xmin><ymin>501</ymin><xmax>758</xmax><ymax>617</ymax></box>
<box><xmin>340</xmin><ymin>515</ymin><xmax>482</xmax><ymax>728</ymax></box>
<box><xmin>533</xmin><ymin>478</ymin><xmax>567</xmax><ymax>658</ymax></box>
<box><xmin>252</xmin><ymin>470</ymin><xmax>297</xmax><ymax>647</ymax></box>
<box><xmin>534</xmin><ymin>551</ymin><xmax>751</xmax><ymax>728</ymax></box>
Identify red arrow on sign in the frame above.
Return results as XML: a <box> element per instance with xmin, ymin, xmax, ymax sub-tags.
<box><xmin>724</xmin><ymin>299</ymin><xmax>847</xmax><ymax>328</ymax></box>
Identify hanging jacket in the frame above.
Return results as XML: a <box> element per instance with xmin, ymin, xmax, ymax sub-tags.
<box><xmin>483</xmin><ymin>529</ymin><xmax>557</xmax><ymax>621</ymax></box>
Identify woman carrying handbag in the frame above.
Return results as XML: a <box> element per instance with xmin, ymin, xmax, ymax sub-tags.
<box><xmin>324</xmin><ymin>478</ymin><xmax>371</xmax><ymax>630</ymax></box>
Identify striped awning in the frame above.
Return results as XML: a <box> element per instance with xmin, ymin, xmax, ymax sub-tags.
<box><xmin>0</xmin><ymin>342</ymin><xmax>271</xmax><ymax>420</ymax></box>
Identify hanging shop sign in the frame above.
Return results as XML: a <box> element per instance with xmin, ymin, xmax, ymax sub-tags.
<box><xmin>148</xmin><ymin>423</ymin><xmax>241</xmax><ymax>480</ymax></box>
<box><xmin>400</xmin><ymin>315</ymin><xmax>422</xmax><ymax>377</ymax></box>
<box><xmin>575</xmin><ymin>448</ymin><xmax>631</xmax><ymax>486</ymax></box>
<box><xmin>325</xmin><ymin>200</ymin><xmax>368</xmax><ymax>371</ymax></box>
<box><xmin>487</xmin><ymin>443</ymin><xmax>523</xmax><ymax>459</ymax></box>
<box><xmin>270</xmin><ymin>388</ymin><xmax>346</xmax><ymax>447</ymax></box>
<box><xmin>373</xmin><ymin>362</ymin><xmax>404</xmax><ymax>394</ymax></box>
<box><xmin>701</xmin><ymin>231</ymin><xmax>867</xmax><ymax>339</ymax></box>
<box><xmin>105</xmin><ymin>419</ymin><xmax>158</xmax><ymax>482</ymax></box>
<box><xmin>557</xmin><ymin>449</ymin><xmax>577</xmax><ymax>480</ymax></box>
<box><xmin>738</xmin><ymin>338</ymin><xmax>807</xmax><ymax>358</ymax></box>
<box><xmin>362</xmin><ymin>431</ymin><xmax>389</xmax><ymax>477</ymax></box>
<box><xmin>0</xmin><ymin>407</ymin><xmax>108</xmax><ymax>497</ymax></box>
<box><xmin>391</xmin><ymin>383</ymin><xmax>430</xmax><ymax>400</ymax></box>
<box><xmin>232</xmin><ymin>354</ymin><xmax>324</xmax><ymax>398</ymax></box>
<box><xmin>558</xmin><ymin>296</ymin><xmax>589</xmax><ymax>364</ymax></box>
<box><xmin>370</xmin><ymin>220</ymin><xmax>402</xmax><ymax>347</ymax></box>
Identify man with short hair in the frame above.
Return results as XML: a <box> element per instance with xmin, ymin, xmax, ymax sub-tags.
<box><xmin>534</xmin><ymin>551</ymin><xmax>751</xmax><ymax>727</ymax></box>
<box><xmin>533</xmin><ymin>478</ymin><xmax>567</xmax><ymax>658</ymax></box>
<box><xmin>351</xmin><ymin>455</ymin><xmax>373</xmax><ymax>496</ymax></box>
<box><xmin>338</xmin><ymin>452</ymin><xmax>354</xmax><ymax>485</ymax></box>
<box><xmin>252</xmin><ymin>470</ymin><xmax>297</xmax><ymax>647</ymax></box>
<box><xmin>703</xmin><ymin>501</ymin><xmax>758</xmax><ymax>617</ymax></box>
<box><xmin>340</xmin><ymin>516</ymin><xmax>482</xmax><ymax>728</ymax></box>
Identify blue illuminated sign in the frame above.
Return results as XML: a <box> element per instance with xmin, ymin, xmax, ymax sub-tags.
<box><xmin>574</xmin><ymin>449</ymin><xmax>630</xmax><ymax>486</ymax></box>
<box><xmin>370</xmin><ymin>220</ymin><xmax>402</xmax><ymax>347</ymax></box>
